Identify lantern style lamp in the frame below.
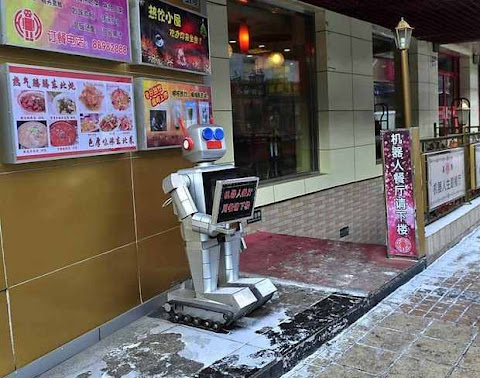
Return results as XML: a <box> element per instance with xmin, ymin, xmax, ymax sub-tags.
<box><xmin>457</xmin><ymin>98</ymin><xmax>471</xmax><ymax>127</ymax></box>
<box><xmin>238</xmin><ymin>24</ymin><xmax>250</xmax><ymax>54</ymax></box>
<box><xmin>394</xmin><ymin>17</ymin><xmax>414</xmax><ymax>50</ymax></box>
<box><xmin>394</xmin><ymin>17</ymin><xmax>414</xmax><ymax>128</ymax></box>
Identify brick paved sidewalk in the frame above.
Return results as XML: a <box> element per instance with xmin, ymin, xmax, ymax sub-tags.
<box><xmin>283</xmin><ymin>228</ymin><xmax>480</xmax><ymax>378</ymax></box>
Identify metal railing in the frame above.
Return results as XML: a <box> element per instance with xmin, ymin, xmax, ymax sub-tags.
<box><xmin>421</xmin><ymin>126</ymin><xmax>480</xmax><ymax>225</ymax></box>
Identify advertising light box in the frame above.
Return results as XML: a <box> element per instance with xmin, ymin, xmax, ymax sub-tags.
<box><xmin>130</xmin><ymin>0</ymin><xmax>210</xmax><ymax>74</ymax></box>
<box><xmin>426</xmin><ymin>148</ymin><xmax>465</xmax><ymax>210</ymax></box>
<box><xmin>0</xmin><ymin>64</ymin><xmax>137</xmax><ymax>163</ymax></box>
<box><xmin>381</xmin><ymin>130</ymin><xmax>418</xmax><ymax>258</ymax></box>
<box><xmin>475</xmin><ymin>143</ymin><xmax>480</xmax><ymax>189</ymax></box>
<box><xmin>0</xmin><ymin>0</ymin><xmax>131</xmax><ymax>62</ymax></box>
<box><xmin>135</xmin><ymin>77</ymin><xmax>212</xmax><ymax>150</ymax></box>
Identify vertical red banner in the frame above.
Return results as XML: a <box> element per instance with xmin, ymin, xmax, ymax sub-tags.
<box><xmin>382</xmin><ymin>130</ymin><xmax>419</xmax><ymax>258</ymax></box>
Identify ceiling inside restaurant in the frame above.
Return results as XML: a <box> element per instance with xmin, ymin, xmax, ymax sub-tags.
<box><xmin>303</xmin><ymin>0</ymin><xmax>480</xmax><ymax>44</ymax></box>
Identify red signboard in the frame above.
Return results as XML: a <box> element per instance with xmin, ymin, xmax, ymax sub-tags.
<box><xmin>382</xmin><ymin>130</ymin><xmax>418</xmax><ymax>258</ymax></box>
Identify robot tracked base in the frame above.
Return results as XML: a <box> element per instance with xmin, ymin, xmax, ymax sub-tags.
<box><xmin>163</xmin><ymin>288</ymin><xmax>253</xmax><ymax>332</ymax></box>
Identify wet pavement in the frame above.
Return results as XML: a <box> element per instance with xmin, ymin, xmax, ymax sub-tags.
<box><xmin>39</xmin><ymin>283</ymin><xmax>331</xmax><ymax>378</ymax></box>
<box><xmin>283</xmin><ymin>227</ymin><xmax>480</xmax><ymax>378</ymax></box>
<box><xmin>38</xmin><ymin>232</ymin><xmax>425</xmax><ymax>378</ymax></box>
<box><xmin>242</xmin><ymin>232</ymin><xmax>416</xmax><ymax>295</ymax></box>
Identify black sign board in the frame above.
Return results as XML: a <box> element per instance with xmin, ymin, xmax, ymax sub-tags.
<box><xmin>137</xmin><ymin>0</ymin><xmax>210</xmax><ymax>74</ymax></box>
<box><xmin>211</xmin><ymin>177</ymin><xmax>259</xmax><ymax>224</ymax></box>
<box><xmin>247</xmin><ymin>209</ymin><xmax>262</xmax><ymax>224</ymax></box>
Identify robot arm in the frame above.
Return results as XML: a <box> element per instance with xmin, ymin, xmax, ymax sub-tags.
<box><xmin>163</xmin><ymin>173</ymin><xmax>234</xmax><ymax>237</ymax></box>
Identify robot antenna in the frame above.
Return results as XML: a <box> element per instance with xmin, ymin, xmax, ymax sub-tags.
<box><xmin>179</xmin><ymin>117</ymin><xmax>187</xmax><ymax>137</ymax></box>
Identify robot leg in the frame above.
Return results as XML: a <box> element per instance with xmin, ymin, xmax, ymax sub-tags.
<box><xmin>164</xmin><ymin>235</ymin><xmax>257</xmax><ymax>331</ymax></box>
<box><xmin>219</xmin><ymin>231</ymin><xmax>277</xmax><ymax>313</ymax></box>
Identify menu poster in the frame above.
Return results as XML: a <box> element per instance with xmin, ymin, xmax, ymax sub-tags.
<box><xmin>1</xmin><ymin>64</ymin><xmax>137</xmax><ymax>163</ymax></box>
<box><xmin>1</xmin><ymin>0</ymin><xmax>131</xmax><ymax>62</ymax></box>
<box><xmin>132</xmin><ymin>0</ymin><xmax>210</xmax><ymax>74</ymax></box>
<box><xmin>135</xmin><ymin>78</ymin><xmax>212</xmax><ymax>150</ymax></box>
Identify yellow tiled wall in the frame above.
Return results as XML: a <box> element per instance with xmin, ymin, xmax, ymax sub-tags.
<box><xmin>0</xmin><ymin>292</ymin><xmax>15</xmax><ymax>377</ymax></box>
<box><xmin>0</xmin><ymin>43</ymin><xmax>199</xmax><ymax>371</ymax></box>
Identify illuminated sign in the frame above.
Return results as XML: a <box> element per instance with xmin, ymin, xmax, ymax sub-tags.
<box><xmin>1</xmin><ymin>0</ymin><xmax>131</xmax><ymax>62</ymax></box>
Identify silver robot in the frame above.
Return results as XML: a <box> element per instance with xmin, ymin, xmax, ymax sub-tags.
<box><xmin>162</xmin><ymin>122</ymin><xmax>277</xmax><ymax>331</ymax></box>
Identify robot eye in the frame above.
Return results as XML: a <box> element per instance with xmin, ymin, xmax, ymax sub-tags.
<box><xmin>202</xmin><ymin>127</ymin><xmax>213</xmax><ymax>141</ymax></box>
<box><xmin>213</xmin><ymin>128</ymin><xmax>224</xmax><ymax>140</ymax></box>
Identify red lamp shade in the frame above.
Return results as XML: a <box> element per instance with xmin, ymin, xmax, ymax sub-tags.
<box><xmin>238</xmin><ymin>24</ymin><xmax>249</xmax><ymax>53</ymax></box>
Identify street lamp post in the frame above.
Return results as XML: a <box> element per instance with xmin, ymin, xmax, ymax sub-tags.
<box><xmin>392</xmin><ymin>18</ymin><xmax>426</xmax><ymax>258</ymax></box>
<box><xmin>394</xmin><ymin>18</ymin><xmax>414</xmax><ymax>128</ymax></box>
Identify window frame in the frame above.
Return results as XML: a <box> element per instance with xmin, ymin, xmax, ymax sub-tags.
<box><xmin>226</xmin><ymin>0</ymin><xmax>318</xmax><ymax>184</ymax></box>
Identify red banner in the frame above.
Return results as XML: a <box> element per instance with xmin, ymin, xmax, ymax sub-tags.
<box><xmin>382</xmin><ymin>130</ymin><xmax>418</xmax><ymax>258</ymax></box>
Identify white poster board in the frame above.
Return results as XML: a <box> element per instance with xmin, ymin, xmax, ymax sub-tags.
<box><xmin>1</xmin><ymin>64</ymin><xmax>137</xmax><ymax>163</ymax></box>
<box><xmin>427</xmin><ymin>148</ymin><xmax>465</xmax><ymax>210</ymax></box>
<box><xmin>475</xmin><ymin>144</ymin><xmax>480</xmax><ymax>189</ymax></box>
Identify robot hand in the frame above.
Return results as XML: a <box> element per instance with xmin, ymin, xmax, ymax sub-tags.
<box><xmin>214</xmin><ymin>223</ymin><xmax>236</xmax><ymax>236</ymax></box>
<box><xmin>191</xmin><ymin>213</ymin><xmax>235</xmax><ymax>237</ymax></box>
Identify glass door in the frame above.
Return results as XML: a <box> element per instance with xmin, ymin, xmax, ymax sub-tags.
<box><xmin>438</xmin><ymin>53</ymin><xmax>459</xmax><ymax>135</ymax></box>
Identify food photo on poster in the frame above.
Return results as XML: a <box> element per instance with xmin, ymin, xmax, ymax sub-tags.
<box><xmin>0</xmin><ymin>0</ymin><xmax>131</xmax><ymax>62</ymax></box>
<box><xmin>132</xmin><ymin>0</ymin><xmax>210</xmax><ymax>74</ymax></box>
<box><xmin>0</xmin><ymin>64</ymin><xmax>137</xmax><ymax>163</ymax></box>
<box><xmin>135</xmin><ymin>78</ymin><xmax>212</xmax><ymax>150</ymax></box>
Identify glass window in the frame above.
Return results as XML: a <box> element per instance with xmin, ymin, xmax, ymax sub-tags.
<box><xmin>438</xmin><ymin>53</ymin><xmax>459</xmax><ymax>135</ymax></box>
<box><xmin>227</xmin><ymin>0</ymin><xmax>316</xmax><ymax>181</ymax></box>
<box><xmin>438</xmin><ymin>54</ymin><xmax>455</xmax><ymax>72</ymax></box>
<box><xmin>373</xmin><ymin>33</ymin><xmax>396</xmax><ymax>161</ymax></box>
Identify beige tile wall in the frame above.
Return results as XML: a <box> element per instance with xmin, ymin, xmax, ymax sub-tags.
<box><xmin>460</xmin><ymin>55</ymin><xmax>480</xmax><ymax>126</ymax></box>
<box><xmin>315</xmin><ymin>9</ymin><xmax>381</xmax><ymax>191</ymax></box>
<box><xmin>408</xmin><ymin>39</ymin><xmax>439</xmax><ymax>137</ymax></box>
<box><xmin>207</xmin><ymin>0</ymin><xmax>234</xmax><ymax>165</ymax></box>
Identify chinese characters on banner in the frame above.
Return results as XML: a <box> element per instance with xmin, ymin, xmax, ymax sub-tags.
<box><xmin>135</xmin><ymin>78</ymin><xmax>212</xmax><ymax>149</ymax></box>
<box><xmin>426</xmin><ymin>149</ymin><xmax>465</xmax><ymax>210</ymax></box>
<box><xmin>3</xmin><ymin>64</ymin><xmax>136</xmax><ymax>163</ymax></box>
<box><xmin>1</xmin><ymin>0</ymin><xmax>131</xmax><ymax>62</ymax></box>
<box><xmin>382</xmin><ymin>130</ymin><xmax>418</xmax><ymax>257</ymax></box>
<box><xmin>135</xmin><ymin>0</ymin><xmax>210</xmax><ymax>74</ymax></box>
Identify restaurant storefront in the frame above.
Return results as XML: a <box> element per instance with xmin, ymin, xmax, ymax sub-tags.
<box><xmin>0</xmin><ymin>0</ymin><xmax>479</xmax><ymax>376</ymax></box>
<box><xmin>227</xmin><ymin>0</ymin><xmax>317</xmax><ymax>181</ymax></box>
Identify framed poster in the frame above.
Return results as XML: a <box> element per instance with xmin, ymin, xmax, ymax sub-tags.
<box><xmin>426</xmin><ymin>148</ymin><xmax>465</xmax><ymax>210</ymax></box>
<box><xmin>0</xmin><ymin>0</ymin><xmax>131</xmax><ymax>62</ymax></box>
<box><xmin>130</xmin><ymin>0</ymin><xmax>210</xmax><ymax>74</ymax></box>
<box><xmin>135</xmin><ymin>77</ymin><xmax>212</xmax><ymax>150</ymax></box>
<box><xmin>382</xmin><ymin>130</ymin><xmax>418</xmax><ymax>258</ymax></box>
<box><xmin>0</xmin><ymin>64</ymin><xmax>137</xmax><ymax>163</ymax></box>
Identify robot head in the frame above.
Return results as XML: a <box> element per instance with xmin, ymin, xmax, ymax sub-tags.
<box><xmin>182</xmin><ymin>123</ymin><xmax>226</xmax><ymax>163</ymax></box>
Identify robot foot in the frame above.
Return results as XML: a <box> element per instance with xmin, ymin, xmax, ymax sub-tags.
<box><xmin>163</xmin><ymin>287</ymin><xmax>256</xmax><ymax>332</ymax></box>
<box><xmin>222</xmin><ymin>277</ymin><xmax>277</xmax><ymax>313</ymax></box>
<box><xmin>167</xmin><ymin>307</ymin><xmax>231</xmax><ymax>333</ymax></box>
